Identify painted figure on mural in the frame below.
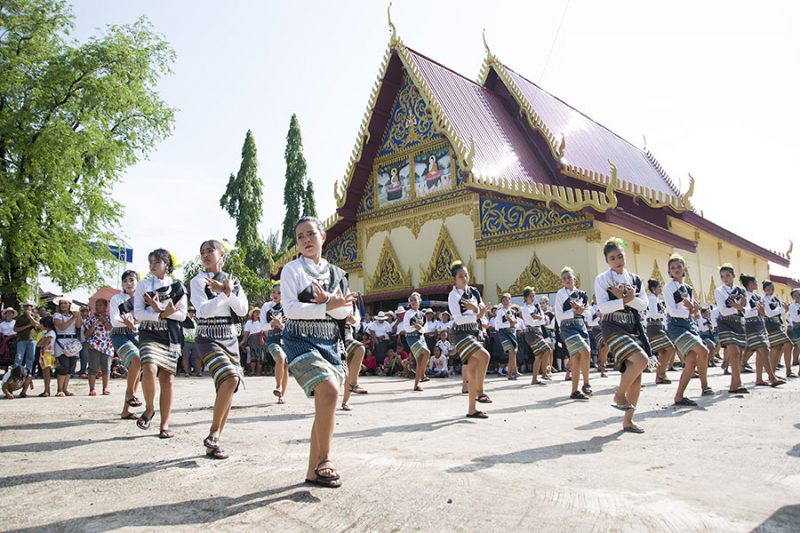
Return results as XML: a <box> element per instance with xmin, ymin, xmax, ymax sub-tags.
<box><xmin>414</xmin><ymin>147</ymin><xmax>451</xmax><ymax>198</ymax></box>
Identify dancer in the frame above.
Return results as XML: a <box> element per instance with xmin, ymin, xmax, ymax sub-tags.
<box><xmin>448</xmin><ymin>260</ymin><xmax>492</xmax><ymax>418</ymax></box>
<box><xmin>788</xmin><ymin>289</ymin><xmax>800</xmax><ymax>367</ymax></box>
<box><xmin>261</xmin><ymin>283</ymin><xmax>289</xmax><ymax>404</ymax></box>
<box><xmin>646</xmin><ymin>279</ymin><xmax>676</xmax><ymax>385</ymax></box>
<box><xmin>586</xmin><ymin>295</ymin><xmax>608</xmax><ymax>378</ymax></box>
<box><xmin>595</xmin><ymin>238</ymin><xmax>650</xmax><ymax>433</ymax></box>
<box><xmin>134</xmin><ymin>248</ymin><xmax>188</xmax><ymax>438</ymax></box>
<box><xmin>663</xmin><ymin>254</ymin><xmax>712</xmax><ymax>406</ymax></box>
<box><xmin>110</xmin><ymin>270</ymin><xmax>142</xmax><ymax>419</ymax></box>
<box><xmin>401</xmin><ymin>292</ymin><xmax>431</xmax><ymax>392</ymax></box>
<box><xmin>555</xmin><ymin>267</ymin><xmax>592</xmax><ymax>400</ymax></box>
<box><xmin>190</xmin><ymin>240</ymin><xmax>248</xmax><ymax>459</ymax></box>
<box><xmin>740</xmin><ymin>274</ymin><xmax>784</xmax><ymax>387</ymax></box>
<box><xmin>340</xmin><ymin>299</ymin><xmax>368</xmax><ymax>411</ymax></box>
<box><xmin>762</xmin><ymin>281</ymin><xmax>794</xmax><ymax>379</ymax></box>
<box><xmin>520</xmin><ymin>287</ymin><xmax>552</xmax><ymax>386</ymax></box>
<box><xmin>281</xmin><ymin>216</ymin><xmax>356</xmax><ymax>488</ymax></box>
<box><xmin>714</xmin><ymin>264</ymin><xmax>748</xmax><ymax>393</ymax></box>
<box><xmin>53</xmin><ymin>297</ymin><xmax>83</xmax><ymax>397</ymax></box>
<box><xmin>539</xmin><ymin>296</ymin><xmax>556</xmax><ymax>379</ymax></box>
<box><xmin>495</xmin><ymin>293</ymin><xmax>520</xmax><ymax>380</ymax></box>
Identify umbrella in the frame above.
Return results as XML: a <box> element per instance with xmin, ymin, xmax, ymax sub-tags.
<box><xmin>88</xmin><ymin>286</ymin><xmax>121</xmax><ymax>314</ymax></box>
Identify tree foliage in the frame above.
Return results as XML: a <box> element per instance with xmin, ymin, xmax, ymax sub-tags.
<box><xmin>182</xmin><ymin>245</ymin><xmax>272</xmax><ymax>309</ymax></box>
<box><xmin>303</xmin><ymin>177</ymin><xmax>317</xmax><ymax>218</ymax></box>
<box><xmin>219</xmin><ymin>130</ymin><xmax>263</xmax><ymax>252</ymax></box>
<box><xmin>281</xmin><ymin>114</ymin><xmax>307</xmax><ymax>249</ymax></box>
<box><xmin>0</xmin><ymin>0</ymin><xmax>175</xmax><ymax>306</ymax></box>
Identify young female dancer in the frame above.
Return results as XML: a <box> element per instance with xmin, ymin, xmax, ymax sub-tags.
<box><xmin>646</xmin><ymin>279</ymin><xmax>675</xmax><ymax>385</ymax></box>
<box><xmin>739</xmin><ymin>274</ymin><xmax>784</xmax><ymax>387</ymax></box>
<box><xmin>190</xmin><ymin>240</ymin><xmax>248</xmax><ymax>459</ymax></box>
<box><xmin>762</xmin><ymin>281</ymin><xmax>794</xmax><ymax>379</ymax></box>
<box><xmin>521</xmin><ymin>287</ymin><xmax>552</xmax><ymax>385</ymax></box>
<box><xmin>261</xmin><ymin>283</ymin><xmax>289</xmax><ymax>404</ymax></box>
<box><xmin>53</xmin><ymin>297</ymin><xmax>83</xmax><ymax>397</ymax></box>
<box><xmin>401</xmin><ymin>292</ymin><xmax>431</xmax><ymax>392</ymax></box>
<box><xmin>448</xmin><ymin>260</ymin><xmax>491</xmax><ymax>418</ymax></box>
<box><xmin>663</xmin><ymin>254</ymin><xmax>712</xmax><ymax>406</ymax></box>
<box><xmin>134</xmin><ymin>248</ymin><xmax>188</xmax><ymax>438</ymax></box>
<box><xmin>586</xmin><ymin>295</ymin><xmax>608</xmax><ymax>378</ymax></box>
<box><xmin>281</xmin><ymin>216</ymin><xmax>356</xmax><ymax>488</ymax></box>
<box><xmin>555</xmin><ymin>267</ymin><xmax>592</xmax><ymax>400</ymax></box>
<box><xmin>788</xmin><ymin>289</ymin><xmax>800</xmax><ymax>368</ymax></box>
<box><xmin>714</xmin><ymin>264</ymin><xmax>748</xmax><ymax>393</ymax></box>
<box><xmin>495</xmin><ymin>293</ymin><xmax>520</xmax><ymax>380</ymax></box>
<box><xmin>341</xmin><ymin>301</ymin><xmax>368</xmax><ymax>411</ymax></box>
<box><xmin>110</xmin><ymin>270</ymin><xmax>142</xmax><ymax>419</ymax></box>
<box><xmin>539</xmin><ymin>297</ymin><xmax>556</xmax><ymax>379</ymax></box>
<box><xmin>595</xmin><ymin>238</ymin><xmax>650</xmax><ymax>433</ymax></box>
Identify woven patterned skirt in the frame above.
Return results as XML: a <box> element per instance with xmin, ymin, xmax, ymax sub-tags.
<box><xmin>283</xmin><ymin>320</ymin><xmax>345</xmax><ymax>397</ymax></box>
<box><xmin>591</xmin><ymin>326</ymin><xmax>605</xmax><ymax>348</ymax></box>
<box><xmin>602</xmin><ymin>319</ymin><xmax>646</xmax><ymax>373</ymax></box>
<box><xmin>344</xmin><ymin>336</ymin><xmax>363</xmax><ymax>363</ymax></box>
<box><xmin>667</xmin><ymin>317</ymin><xmax>703</xmax><ymax>356</ymax></box>
<box><xmin>647</xmin><ymin>321</ymin><xmax>675</xmax><ymax>354</ymax></box>
<box><xmin>560</xmin><ymin>319</ymin><xmax>590</xmax><ymax>357</ymax></box>
<box><xmin>744</xmin><ymin>317</ymin><xmax>770</xmax><ymax>352</ymax></box>
<box><xmin>197</xmin><ymin>335</ymin><xmax>243</xmax><ymax>390</ymax></box>
<box><xmin>451</xmin><ymin>324</ymin><xmax>483</xmax><ymax>364</ymax></box>
<box><xmin>498</xmin><ymin>328</ymin><xmax>518</xmax><ymax>353</ymax></box>
<box><xmin>406</xmin><ymin>333</ymin><xmax>429</xmax><ymax>361</ymax></box>
<box><xmin>791</xmin><ymin>324</ymin><xmax>800</xmax><ymax>347</ymax></box>
<box><xmin>110</xmin><ymin>329</ymin><xmax>140</xmax><ymax>369</ymax></box>
<box><xmin>139</xmin><ymin>331</ymin><xmax>178</xmax><ymax>375</ymax></box>
<box><xmin>718</xmin><ymin>316</ymin><xmax>746</xmax><ymax>348</ymax></box>
<box><xmin>524</xmin><ymin>327</ymin><xmax>550</xmax><ymax>356</ymax></box>
<box><xmin>266</xmin><ymin>332</ymin><xmax>286</xmax><ymax>363</ymax></box>
<box><xmin>765</xmin><ymin>317</ymin><xmax>790</xmax><ymax>348</ymax></box>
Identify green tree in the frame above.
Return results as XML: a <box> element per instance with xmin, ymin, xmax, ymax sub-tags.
<box><xmin>183</xmin><ymin>245</ymin><xmax>272</xmax><ymax>309</ymax></box>
<box><xmin>281</xmin><ymin>114</ymin><xmax>307</xmax><ymax>249</ymax></box>
<box><xmin>0</xmin><ymin>0</ymin><xmax>175</xmax><ymax>306</ymax></box>
<box><xmin>303</xmin><ymin>177</ymin><xmax>317</xmax><ymax>218</ymax></box>
<box><xmin>220</xmin><ymin>130</ymin><xmax>263</xmax><ymax>252</ymax></box>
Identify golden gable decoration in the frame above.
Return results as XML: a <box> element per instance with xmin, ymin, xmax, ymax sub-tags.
<box><xmin>706</xmin><ymin>276</ymin><xmax>717</xmax><ymax>305</ymax></box>
<box><xmin>366</xmin><ymin>236</ymin><xmax>412</xmax><ymax>295</ymax></box>
<box><xmin>684</xmin><ymin>267</ymin><xmax>696</xmax><ymax>294</ymax></box>
<box><xmin>419</xmin><ymin>225</ymin><xmax>470</xmax><ymax>287</ymax></box>
<box><xmin>496</xmin><ymin>252</ymin><xmax>563</xmax><ymax>299</ymax></box>
<box><xmin>650</xmin><ymin>259</ymin><xmax>664</xmax><ymax>285</ymax></box>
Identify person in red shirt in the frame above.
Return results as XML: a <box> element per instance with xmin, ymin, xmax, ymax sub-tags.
<box><xmin>362</xmin><ymin>350</ymin><xmax>377</xmax><ymax>375</ymax></box>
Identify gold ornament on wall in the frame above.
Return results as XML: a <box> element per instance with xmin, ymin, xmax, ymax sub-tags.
<box><xmin>366</xmin><ymin>236</ymin><xmax>413</xmax><ymax>295</ymax></box>
<box><xmin>706</xmin><ymin>276</ymin><xmax>717</xmax><ymax>305</ymax></box>
<box><xmin>650</xmin><ymin>259</ymin><xmax>664</xmax><ymax>285</ymax></box>
<box><xmin>497</xmin><ymin>252</ymin><xmax>563</xmax><ymax>298</ymax></box>
<box><xmin>420</xmin><ymin>225</ymin><xmax>468</xmax><ymax>287</ymax></box>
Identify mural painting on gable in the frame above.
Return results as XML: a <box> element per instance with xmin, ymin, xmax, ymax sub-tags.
<box><xmin>414</xmin><ymin>145</ymin><xmax>452</xmax><ymax>198</ymax></box>
<box><xmin>377</xmin><ymin>160</ymin><xmax>411</xmax><ymax>207</ymax></box>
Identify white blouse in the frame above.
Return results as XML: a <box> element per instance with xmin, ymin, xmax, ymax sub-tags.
<box><xmin>787</xmin><ymin>303</ymin><xmax>800</xmax><ymax>325</ymax></box>
<box><xmin>53</xmin><ymin>313</ymin><xmax>78</xmax><ymax>335</ymax></box>
<box><xmin>594</xmin><ymin>269</ymin><xmax>648</xmax><ymax>316</ymax></box>
<box><xmin>109</xmin><ymin>292</ymin><xmax>135</xmax><ymax>329</ymax></box>
<box><xmin>243</xmin><ymin>320</ymin><xmax>263</xmax><ymax>334</ymax></box>
<box><xmin>554</xmin><ymin>287</ymin><xmax>588</xmax><ymax>324</ymax></box>
<box><xmin>279</xmin><ymin>257</ymin><xmax>350</xmax><ymax>321</ymax></box>
<box><xmin>714</xmin><ymin>284</ymin><xmax>744</xmax><ymax>318</ymax></box>
<box><xmin>646</xmin><ymin>293</ymin><xmax>666</xmax><ymax>321</ymax></box>
<box><xmin>742</xmin><ymin>291</ymin><xmax>761</xmax><ymax>319</ymax></box>
<box><xmin>448</xmin><ymin>286</ymin><xmax>481</xmax><ymax>326</ymax></box>
<box><xmin>521</xmin><ymin>302</ymin><xmax>545</xmax><ymax>328</ymax></box>
<box><xmin>761</xmin><ymin>295</ymin><xmax>785</xmax><ymax>319</ymax></box>
<box><xmin>663</xmin><ymin>280</ymin><xmax>694</xmax><ymax>319</ymax></box>
<box><xmin>189</xmin><ymin>271</ymin><xmax>248</xmax><ymax>319</ymax></box>
<box><xmin>133</xmin><ymin>275</ymin><xmax>188</xmax><ymax>323</ymax></box>
<box><xmin>0</xmin><ymin>320</ymin><xmax>16</xmax><ymax>336</ymax></box>
<box><xmin>495</xmin><ymin>306</ymin><xmax>516</xmax><ymax>329</ymax></box>
<box><xmin>402</xmin><ymin>308</ymin><xmax>424</xmax><ymax>334</ymax></box>
<box><xmin>260</xmin><ymin>301</ymin><xmax>283</xmax><ymax>330</ymax></box>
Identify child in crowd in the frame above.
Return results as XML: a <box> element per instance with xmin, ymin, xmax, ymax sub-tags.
<box><xmin>37</xmin><ymin>316</ymin><xmax>56</xmax><ymax>397</ymax></box>
<box><xmin>427</xmin><ymin>345</ymin><xmax>449</xmax><ymax>378</ymax></box>
<box><xmin>3</xmin><ymin>365</ymin><xmax>33</xmax><ymax>399</ymax></box>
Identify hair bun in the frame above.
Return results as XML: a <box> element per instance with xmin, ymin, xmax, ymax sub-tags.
<box><xmin>449</xmin><ymin>260</ymin><xmax>463</xmax><ymax>269</ymax></box>
<box><xmin>669</xmin><ymin>253</ymin><xmax>685</xmax><ymax>262</ymax></box>
<box><xmin>604</xmin><ymin>237</ymin><xmax>628</xmax><ymax>248</ymax></box>
<box><xmin>560</xmin><ymin>266</ymin><xmax>574</xmax><ymax>275</ymax></box>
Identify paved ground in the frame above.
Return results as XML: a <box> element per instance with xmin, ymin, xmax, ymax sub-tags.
<box><xmin>1</xmin><ymin>365</ymin><xmax>799</xmax><ymax>532</ymax></box>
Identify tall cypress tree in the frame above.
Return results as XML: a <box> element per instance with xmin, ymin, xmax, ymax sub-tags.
<box><xmin>220</xmin><ymin>130</ymin><xmax>269</xmax><ymax>273</ymax></box>
<box><xmin>303</xmin><ymin>178</ymin><xmax>317</xmax><ymax>217</ymax></box>
<box><xmin>282</xmin><ymin>114</ymin><xmax>307</xmax><ymax>249</ymax></box>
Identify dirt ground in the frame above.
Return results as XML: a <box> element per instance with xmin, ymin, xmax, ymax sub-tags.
<box><xmin>1</xmin><ymin>365</ymin><xmax>799</xmax><ymax>532</ymax></box>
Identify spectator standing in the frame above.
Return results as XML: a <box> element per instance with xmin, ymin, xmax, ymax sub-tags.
<box><xmin>0</xmin><ymin>308</ymin><xmax>17</xmax><ymax>372</ymax></box>
<box><xmin>14</xmin><ymin>301</ymin><xmax>41</xmax><ymax>372</ymax></box>
<box><xmin>53</xmin><ymin>297</ymin><xmax>82</xmax><ymax>397</ymax></box>
<box><xmin>83</xmin><ymin>299</ymin><xmax>114</xmax><ymax>396</ymax></box>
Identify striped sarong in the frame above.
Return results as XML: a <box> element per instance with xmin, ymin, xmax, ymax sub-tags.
<box><xmin>602</xmin><ymin>319</ymin><xmax>646</xmax><ymax>373</ymax></box>
<box><xmin>560</xmin><ymin>319</ymin><xmax>589</xmax><ymax>357</ymax></box>
<box><xmin>667</xmin><ymin>317</ymin><xmax>703</xmax><ymax>356</ymax></box>
<box><xmin>498</xmin><ymin>328</ymin><xmax>518</xmax><ymax>353</ymax></box>
<box><xmin>647</xmin><ymin>321</ymin><xmax>674</xmax><ymax>354</ymax></box>
<box><xmin>406</xmin><ymin>333</ymin><xmax>429</xmax><ymax>361</ymax></box>
<box><xmin>139</xmin><ymin>337</ymin><xmax>178</xmax><ymax>375</ymax></box>
<box><xmin>110</xmin><ymin>329</ymin><xmax>140</xmax><ymax>369</ymax></box>
<box><xmin>344</xmin><ymin>337</ymin><xmax>363</xmax><ymax>362</ymax></box>
<box><xmin>197</xmin><ymin>336</ymin><xmax>243</xmax><ymax>391</ymax></box>
<box><xmin>283</xmin><ymin>319</ymin><xmax>345</xmax><ymax>397</ymax></box>
<box><xmin>765</xmin><ymin>317</ymin><xmax>790</xmax><ymax>348</ymax></box>
<box><xmin>718</xmin><ymin>316</ymin><xmax>746</xmax><ymax>348</ymax></box>
<box><xmin>524</xmin><ymin>327</ymin><xmax>550</xmax><ymax>356</ymax></box>
<box><xmin>591</xmin><ymin>326</ymin><xmax>605</xmax><ymax>348</ymax></box>
<box><xmin>451</xmin><ymin>324</ymin><xmax>483</xmax><ymax>364</ymax></box>
<box><xmin>744</xmin><ymin>317</ymin><xmax>769</xmax><ymax>352</ymax></box>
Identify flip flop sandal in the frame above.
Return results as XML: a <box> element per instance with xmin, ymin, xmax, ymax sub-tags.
<box><xmin>770</xmin><ymin>381</ymin><xmax>785</xmax><ymax>387</ymax></box>
<box><xmin>466</xmin><ymin>410</ymin><xmax>489</xmax><ymax>419</ymax></box>
<box><xmin>673</xmin><ymin>397</ymin><xmax>698</xmax><ymax>407</ymax></box>
<box><xmin>341</xmin><ymin>402</ymin><xmax>352</xmax><ymax>411</ymax></box>
<box><xmin>702</xmin><ymin>387</ymin><xmax>714</xmax><ymax>396</ymax></box>
<box><xmin>137</xmin><ymin>411</ymin><xmax>154</xmax><ymax>431</ymax></box>
<box><xmin>350</xmin><ymin>384</ymin><xmax>368</xmax><ymax>394</ymax></box>
<box><xmin>88</xmin><ymin>390</ymin><xmax>97</xmax><ymax>396</ymax></box>
<box><xmin>476</xmin><ymin>394</ymin><xmax>492</xmax><ymax>404</ymax></box>
<box><xmin>38</xmin><ymin>392</ymin><xmax>50</xmax><ymax>397</ymax></box>
<box><xmin>206</xmin><ymin>447</ymin><xmax>229</xmax><ymax>460</ymax></box>
<box><xmin>570</xmin><ymin>391</ymin><xmax>589</xmax><ymax>401</ymax></box>
<box><xmin>623</xmin><ymin>425</ymin><xmax>645</xmax><ymax>434</ymax></box>
<box><xmin>102</xmin><ymin>389</ymin><xmax>111</xmax><ymax>395</ymax></box>
<box><xmin>611</xmin><ymin>402</ymin><xmax>635</xmax><ymax>412</ymax></box>
<box><xmin>582</xmin><ymin>385</ymin><xmax>593</xmax><ymax>395</ymax></box>
<box><xmin>735</xmin><ymin>387</ymin><xmax>750</xmax><ymax>394</ymax></box>
<box><xmin>277</xmin><ymin>397</ymin><xmax>286</xmax><ymax>404</ymax></box>
<box><xmin>159</xmin><ymin>429</ymin><xmax>175</xmax><ymax>439</ymax></box>
<box><xmin>121</xmin><ymin>413</ymin><xmax>139</xmax><ymax>420</ymax></box>
<box><xmin>531</xmin><ymin>380</ymin><xmax>546</xmax><ymax>386</ymax></box>
<box><xmin>413</xmin><ymin>386</ymin><xmax>423</xmax><ymax>392</ymax></box>
<box><xmin>754</xmin><ymin>382</ymin><xmax>770</xmax><ymax>387</ymax></box>
<box><xmin>203</xmin><ymin>435</ymin><xmax>220</xmax><ymax>449</ymax></box>
<box><xmin>127</xmin><ymin>396</ymin><xmax>143</xmax><ymax>407</ymax></box>
<box><xmin>273</xmin><ymin>389</ymin><xmax>281</xmax><ymax>398</ymax></box>
<box><xmin>305</xmin><ymin>462</ymin><xmax>341</xmax><ymax>488</ymax></box>
<box><xmin>55</xmin><ymin>392</ymin><xmax>65</xmax><ymax>397</ymax></box>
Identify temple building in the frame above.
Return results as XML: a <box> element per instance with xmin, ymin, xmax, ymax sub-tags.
<box><xmin>273</xmin><ymin>25</ymin><xmax>795</xmax><ymax>308</ymax></box>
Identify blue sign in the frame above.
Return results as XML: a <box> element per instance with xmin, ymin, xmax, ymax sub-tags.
<box><xmin>108</xmin><ymin>245</ymin><xmax>133</xmax><ymax>263</ymax></box>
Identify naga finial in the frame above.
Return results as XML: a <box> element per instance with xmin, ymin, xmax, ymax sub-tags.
<box><xmin>388</xmin><ymin>2</ymin><xmax>399</xmax><ymax>46</ymax></box>
<box><xmin>482</xmin><ymin>28</ymin><xmax>494</xmax><ymax>61</ymax></box>
<box><xmin>642</xmin><ymin>134</ymin><xmax>647</xmax><ymax>151</ymax></box>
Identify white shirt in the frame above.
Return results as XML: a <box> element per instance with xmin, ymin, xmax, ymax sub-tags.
<box><xmin>109</xmin><ymin>292</ymin><xmax>135</xmax><ymax>329</ymax></box>
<box><xmin>646</xmin><ymin>294</ymin><xmax>665</xmax><ymax>321</ymax></box>
<box><xmin>585</xmin><ymin>304</ymin><xmax>601</xmax><ymax>327</ymax></box>
<box><xmin>190</xmin><ymin>272</ymin><xmax>248</xmax><ymax>320</ymax></box>
<box><xmin>402</xmin><ymin>308</ymin><xmax>424</xmax><ymax>334</ymax></box>
<box><xmin>594</xmin><ymin>269</ymin><xmax>648</xmax><ymax>316</ymax></box>
<box><xmin>521</xmin><ymin>302</ymin><xmax>545</xmax><ymax>328</ymax></box>
<box><xmin>761</xmin><ymin>295</ymin><xmax>785</xmax><ymax>319</ymax></box>
<box><xmin>279</xmin><ymin>257</ymin><xmax>350</xmax><ymax>321</ymax></box>
<box><xmin>436</xmin><ymin>339</ymin><xmax>452</xmax><ymax>358</ymax></box>
<box><xmin>423</xmin><ymin>319</ymin><xmax>439</xmax><ymax>334</ymax></box>
<box><xmin>0</xmin><ymin>320</ymin><xmax>16</xmax><ymax>336</ymax></box>
<box><xmin>448</xmin><ymin>286</ymin><xmax>482</xmax><ymax>326</ymax></box>
<box><xmin>243</xmin><ymin>320</ymin><xmax>263</xmax><ymax>334</ymax></box>
<box><xmin>495</xmin><ymin>306</ymin><xmax>516</xmax><ymax>329</ymax></box>
<box><xmin>742</xmin><ymin>291</ymin><xmax>761</xmax><ymax>319</ymax></box>
<box><xmin>439</xmin><ymin>319</ymin><xmax>454</xmax><ymax>330</ymax></box>
<box><xmin>710</xmin><ymin>308</ymin><xmax>720</xmax><ymax>328</ymax></box>
<box><xmin>260</xmin><ymin>301</ymin><xmax>284</xmax><ymax>330</ymax></box>
<box><xmin>715</xmin><ymin>284</ymin><xmax>744</xmax><ymax>318</ymax></box>
<box><xmin>53</xmin><ymin>312</ymin><xmax>78</xmax><ymax>335</ymax></box>
<box><xmin>134</xmin><ymin>275</ymin><xmax>188</xmax><ymax>323</ymax></box>
<box><xmin>429</xmin><ymin>353</ymin><xmax>448</xmax><ymax>372</ymax></box>
<box><xmin>554</xmin><ymin>287</ymin><xmax>588</xmax><ymax>324</ymax></box>
<box><xmin>368</xmin><ymin>320</ymin><xmax>392</xmax><ymax>339</ymax></box>
<box><xmin>663</xmin><ymin>280</ymin><xmax>694</xmax><ymax>319</ymax></box>
<box><xmin>787</xmin><ymin>303</ymin><xmax>800</xmax><ymax>325</ymax></box>
<box><xmin>696</xmin><ymin>316</ymin><xmax>711</xmax><ymax>333</ymax></box>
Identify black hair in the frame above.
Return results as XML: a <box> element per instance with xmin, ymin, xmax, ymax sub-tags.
<box><xmin>294</xmin><ymin>216</ymin><xmax>325</xmax><ymax>235</ymax></box>
<box><xmin>200</xmin><ymin>240</ymin><xmax>225</xmax><ymax>253</ymax></box>
<box><xmin>719</xmin><ymin>264</ymin><xmax>735</xmax><ymax>275</ymax></box>
<box><xmin>40</xmin><ymin>316</ymin><xmax>54</xmax><ymax>330</ymax></box>
<box><xmin>602</xmin><ymin>239</ymin><xmax>624</xmax><ymax>258</ymax></box>
<box><xmin>523</xmin><ymin>287</ymin><xmax>535</xmax><ymax>299</ymax></box>
<box><xmin>739</xmin><ymin>274</ymin><xmax>756</xmax><ymax>289</ymax></box>
<box><xmin>647</xmin><ymin>279</ymin><xmax>661</xmax><ymax>293</ymax></box>
<box><xmin>762</xmin><ymin>280</ymin><xmax>774</xmax><ymax>290</ymax></box>
<box><xmin>450</xmin><ymin>260</ymin><xmax>467</xmax><ymax>277</ymax></box>
<box><xmin>9</xmin><ymin>365</ymin><xmax>28</xmax><ymax>382</ymax></box>
<box><xmin>148</xmin><ymin>248</ymin><xmax>174</xmax><ymax>274</ymax></box>
<box><xmin>121</xmin><ymin>270</ymin><xmax>139</xmax><ymax>282</ymax></box>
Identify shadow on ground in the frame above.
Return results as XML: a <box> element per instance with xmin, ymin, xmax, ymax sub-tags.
<box><xmin>752</xmin><ymin>504</ymin><xmax>800</xmax><ymax>532</ymax></box>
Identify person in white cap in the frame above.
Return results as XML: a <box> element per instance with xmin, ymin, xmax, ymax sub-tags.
<box><xmin>0</xmin><ymin>307</ymin><xmax>18</xmax><ymax>372</ymax></box>
<box><xmin>369</xmin><ymin>311</ymin><xmax>392</xmax><ymax>365</ymax></box>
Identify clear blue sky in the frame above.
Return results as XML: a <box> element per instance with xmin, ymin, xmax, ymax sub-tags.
<box><xmin>48</xmin><ymin>0</ymin><xmax>800</xmax><ymax>298</ymax></box>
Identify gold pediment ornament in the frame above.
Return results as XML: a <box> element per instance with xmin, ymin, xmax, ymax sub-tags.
<box><xmin>706</xmin><ymin>276</ymin><xmax>717</xmax><ymax>305</ymax></box>
<box><xmin>419</xmin><ymin>225</ymin><xmax>469</xmax><ymax>287</ymax></box>
<box><xmin>496</xmin><ymin>252</ymin><xmax>563</xmax><ymax>299</ymax></box>
<box><xmin>650</xmin><ymin>259</ymin><xmax>664</xmax><ymax>285</ymax></box>
<box><xmin>684</xmin><ymin>267</ymin><xmax>696</xmax><ymax>293</ymax></box>
<box><xmin>366</xmin><ymin>236</ymin><xmax>412</xmax><ymax>295</ymax></box>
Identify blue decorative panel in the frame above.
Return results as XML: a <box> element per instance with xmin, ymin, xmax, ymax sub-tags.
<box><xmin>480</xmin><ymin>197</ymin><xmax>592</xmax><ymax>240</ymax></box>
<box><xmin>359</xmin><ymin>175</ymin><xmax>375</xmax><ymax>214</ymax></box>
<box><xmin>323</xmin><ymin>226</ymin><xmax>359</xmax><ymax>268</ymax></box>
<box><xmin>378</xmin><ymin>76</ymin><xmax>442</xmax><ymax>158</ymax></box>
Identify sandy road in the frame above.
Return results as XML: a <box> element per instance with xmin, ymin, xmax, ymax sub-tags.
<box><xmin>1</xmin><ymin>367</ymin><xmax>799</xmax><ymax>532</ymax></box>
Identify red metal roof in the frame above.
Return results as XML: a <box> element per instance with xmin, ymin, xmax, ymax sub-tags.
<box><xmin>405</xmin><ymin>49</ymin><xmax>555</xmax><ymax>185</ymax></box>
<box><xmin>502</xmin><ymin>67</ymin><xmax>681</xmax><ymax>198</ymax></box>
<box><xmin>769</xmin><ymin>275</ymin><xmax>800</xmax><ymax>288</ymax></box>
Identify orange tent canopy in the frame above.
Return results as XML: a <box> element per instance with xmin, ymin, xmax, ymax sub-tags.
<box><xmin>88</xmin><ymin>286</ymin><xmax>121</xmax><ymax>314</ymax></box>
